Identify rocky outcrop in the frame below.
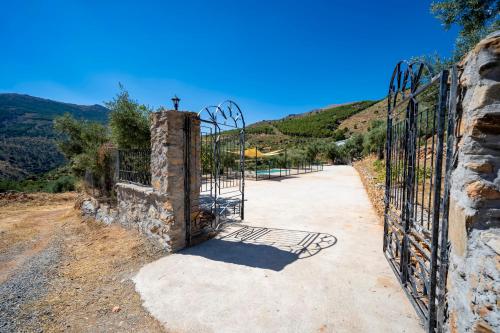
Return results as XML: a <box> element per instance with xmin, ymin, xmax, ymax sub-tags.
<box><xmin>78</xmin><ymin>195</ymin><xmax>118</xmax><ymax>225</ymax></box>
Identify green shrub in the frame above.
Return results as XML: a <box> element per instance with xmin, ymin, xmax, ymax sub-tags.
<box><xmin>46</xmin><ymin>175</ymin><xmax>76</xmax><ymax>193</ymax></box>
<box><xmin>305</xmin><ymin>144</ymin><xmax>320</xmax><ymax>163</ymax></box>
<box><xmin>325</xmin><ymin>144</ymin><xmax>341</xmax><ymax>164</ymax></box>
<box><xmin>53</xmin><ymin>114</ymin><xmax>109</xmax><ymax>177</ymax></box>
<box><xmin>106</xmin><ymin>85</ymin><xmax>151</xmax><ymax>149</ymax></box>
<box><xmin>0</xmin><ymin>167</ymin><xmax>76</xmax><ymax>193</ymax></box>
<box><xmin>363</xmin><ymin>120</ymin><xmax>386</xmax><ymax>159</ymax></box>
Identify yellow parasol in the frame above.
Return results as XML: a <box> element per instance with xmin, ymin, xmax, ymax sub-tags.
<box><xmin>262</xmin><ymin>149</ymin><xmax>285</xmax><ymax>157</ymax></box>
<box><xmin>244</xmin><ymin>147</ymin><xmax>265</xmax><ymax>158</ymax></box>
<box><xmin>231</xmin><ymin>148</ymin><xmax>285</xmax><ymax>158</ymax></box>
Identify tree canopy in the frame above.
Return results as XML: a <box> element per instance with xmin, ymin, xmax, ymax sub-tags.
<box><xmin>53</xmin><ymin>113</ymin><xmax>109</xmax><ymax>176</ymax></box>
<box><xmin>105</xmin><ymin>85</ymin><xmax>152</xmax><ymax>149</ymax></box>
<box><xmin>431</xmin><ymin>0</ymin><xmax>500</xmax><ymax>59</ymax></box>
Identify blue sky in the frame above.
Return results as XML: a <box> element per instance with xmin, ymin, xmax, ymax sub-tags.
<box><xmin>0</xmin><ymin>0</ymin><xmax>458</xmax><ymax>124</ymax></box>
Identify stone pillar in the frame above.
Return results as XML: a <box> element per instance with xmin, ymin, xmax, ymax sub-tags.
<box><xmin>150</xmin><ymin>110</ymin><xmax>200</xmax><ymax>251</ymax></box>
<box><xmin>447</xmin><ymin>32</ymin><xmax>500</xmax><ymax>333</ymax></box>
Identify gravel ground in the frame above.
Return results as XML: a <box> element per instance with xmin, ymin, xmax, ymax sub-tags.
<box><xmin>0</xmin><ymin>195</ymin><xmax>166</xmax><ymax>332</ymax></box>
<box><xmin>0</xmin><ymin>237</ymin><xmax>62</xmax><ymax>332</ymax></box>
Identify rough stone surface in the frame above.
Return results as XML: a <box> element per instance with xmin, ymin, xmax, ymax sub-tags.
<box><xmin>116</xmin><ymin>183</ymin><xmax>176</xmax><ymax>250</ymax></box>
<box><xmin>80</xmin><ymin>110</ymin><xmax>201</xmax><ymax>252</ymax></box>
<box><xmin>447</xmin><ymin>32</ymin><xmax>500</xmax><ymax>333</ymax></box>
<box><xmin>80</xmin><ymin>196</ymin><xmax>117</xmax><ymax>225</ymax></box>
<box><xmin>150</xmin><ymin>110</ymin><xmax>201</xmax><ymax>249</ymax></box>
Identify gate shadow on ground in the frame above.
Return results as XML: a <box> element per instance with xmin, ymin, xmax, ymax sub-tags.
<box><xmin>179</xmin><ymin>226</ymin><xmax>337</xmax><ymax>271</ymax></box>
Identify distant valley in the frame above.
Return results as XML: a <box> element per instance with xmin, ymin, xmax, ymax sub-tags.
<box><xmin>0</xmin><ymin>93</ymin><xmax>109</xmax><ymax>180</ymax></box>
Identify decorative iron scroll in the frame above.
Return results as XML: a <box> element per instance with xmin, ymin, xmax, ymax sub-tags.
<box><xmin>187</xmin><ymin>100</ymin><xmax>245</xmax><ymax>245</ymax></box>
<box><xmin>198</xmin><ymin>100</ymin><xmax>245</xmax><ymax>129</ymax></box>
<box><xmin>387</xmin><ymin>60</ymin><xmax>434</xmax><ymax>116</ymax></box>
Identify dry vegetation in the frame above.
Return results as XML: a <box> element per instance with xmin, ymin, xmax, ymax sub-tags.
<box><xmin>0</xmin><ymin>193</ymin><xmax>167</xmax><ymax>332</ymax></box>
<box><xmin>339</xmin><ymin>99</ymin><xmax>387</xmax><ymax>135</ymax></box>
<box><xmin>353</xmin><ymin>155</ymin><xmax>386</xmax><ymax>219</ymax></box>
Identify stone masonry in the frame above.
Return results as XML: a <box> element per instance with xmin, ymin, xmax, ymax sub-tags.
<box><xmin>447</xmin><ymin>32</ymin><xmax>500</xmax><ymax>333</ymax></box>
<box><xmin>81</xmin><ymin>110</ymin><xmax>201</xmax><ymax>253</ymax></box>
<box><xmin>148</xmin><ymin>110</ymin><xmax>200</xmax><ymax>250</ymax></box>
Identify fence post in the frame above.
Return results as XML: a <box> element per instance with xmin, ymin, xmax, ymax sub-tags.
<box><xmin>115</xmin><ymin>149</ymin><xmax>120</xmax><ymax>183</ymax></box>
<box><xmin>427</xmin><ymin>70</ymin><xmax>449</xmax><ymax>332</ymax></box>
<box><xmin>149</xmin><ymin>110</ymin><xmax>201</xmax><ymax>250</ymax></box>
<box><xmin>255</xmin><ymin>149</ymin><xmax>258</xmax><ymax>181</ymax></box>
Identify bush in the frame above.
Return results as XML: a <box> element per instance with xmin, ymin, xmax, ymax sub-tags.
<box><xmin>325</xmin><ymin>144</ymin><xmax>341</xmax><ymax>164</ymax></box>
<box><xmin>106</xmin><ymin>85</ymin><xmax>152</xmax><ymax>149</ymax></box>
<box><xmin>305</xmin><ymin>144</ymin><xmax>320</xmax><ymax>163</ymax></box>
<box><xmin>363</xmin><ymin>120</ymin><xmax>386</xmax><ymax>159</ymax></box>
<box><xmin>53</xmin><ymin>114</ymin><xmax>109</xmax><ymax>176</ymax></box>
<box><xmin>345</xmin><ymin>133</ymin><xmax>364</xmax><ymax>160</ymax></box>
<box><xmin>0</xmin><ymin>167</ymin><xmax>76</xmax><ymax>193</ymax></box>
<box><xmin>52</xmin><ymin>86</ymin><xmax>152</xmax><ymax>197</ymax></box>
<box><xmin>46</xmin><ymin>175</ymin><xmax>76</xmax><ymax>193</ymax></box>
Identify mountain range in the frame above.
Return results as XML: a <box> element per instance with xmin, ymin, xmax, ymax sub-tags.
<box><xmin>0</xmin><ymin>93</ymin><xmax>109</xmax><ymax>180</ymax></box>
<box><xmin>0</xmin><ymin>93</ymin><xmax>387</xmax><ymax>181</ymax></box>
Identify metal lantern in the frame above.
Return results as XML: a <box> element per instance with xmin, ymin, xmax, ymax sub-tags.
<box><xmin>171</xmin><ymin>95</ymin><xmax>180</xmax><ymax>111</ymax></box>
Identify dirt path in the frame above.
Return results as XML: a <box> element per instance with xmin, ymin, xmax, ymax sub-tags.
<box><xmin>134</xmin><ymin>166</ymin><xmax>423</xmax><ymax>333</ymax></box>
<box><xmin>0</xmin><ymin>194</ymin><xmax>166</xmax><ymax>332</ymax></box>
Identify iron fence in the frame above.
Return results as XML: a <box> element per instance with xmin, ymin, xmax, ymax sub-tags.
<box><xmin>117</xmin><ymin>148</ymin><xmax>152</xmax><ymax>186</ymax></box>
<box><xmin>383</xmin><ymin>62</ymin><xmax>459</xmax><ymax>333</ymax></box>
<box><xmin>246</xmin><ymin>148</ymin><xmax>324</xmax><ymax>181</ymax></box>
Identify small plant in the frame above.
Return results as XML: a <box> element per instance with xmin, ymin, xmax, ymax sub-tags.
<box><xmin>363</xmin><ymin>120</ymin><xmax>386</xmax><ymax>159</ymax></box>
<box><xmin>46</xmin><ymin>175</ymin><xmax>76</xmax><ymax>193</ymax></box>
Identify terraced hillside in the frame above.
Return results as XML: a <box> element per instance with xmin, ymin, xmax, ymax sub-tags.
<box><xmin>243</xmin><ymin>100</ymin><xmax>380</xmax><ymax>150</ymax></box>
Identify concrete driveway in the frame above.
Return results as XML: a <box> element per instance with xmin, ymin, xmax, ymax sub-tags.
<box><xmin>134</xmin><ymin>166</ymin><xmax>423</xmax><ymax>333</ymax></box>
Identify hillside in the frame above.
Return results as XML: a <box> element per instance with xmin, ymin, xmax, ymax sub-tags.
<box><xmin>242</xmin><ymin>100</ymin><xmax>379</xmax><ymax>150</ymax></box>
<box><xmin>0</xmin><ymin>93</ymin><xmax>109</xmax><ymax>180</ymax></box>
<box><xmin>0</xmin><ymin>93</ymin><xmax>385</xmax><ymax>180</ymax></box>
<box><xmin>338</xmin><ymin>98</ymin><xmax>387</xmax><ymax>134</ymax></box>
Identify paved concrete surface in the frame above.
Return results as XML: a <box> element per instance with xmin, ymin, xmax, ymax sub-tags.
<box><xmin>134</xmin><ymin>166</ymin><xmax>423</xmax><ymax>333</ymax></box>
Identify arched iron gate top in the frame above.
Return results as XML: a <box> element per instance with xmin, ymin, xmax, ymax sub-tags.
<box><xmin>193</xmin><ymin>99</ymin><xmax>246</xmax><ymax>235</ymax></box>
<box><xmin>387</xmin><ymin>60</ymin><xmax>434</xmax><ymax>116</ymax></box>
<box><xmin>198</xmin><ymin>100</ymin><xmax>245</xmax><ymax>129</ymax></box>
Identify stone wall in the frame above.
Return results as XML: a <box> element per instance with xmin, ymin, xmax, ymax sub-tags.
<box><xmin>150</xmin><ymin>110</ymin><xmax>201</xmax><ymax>249</ymax></box>
<box><xmin>80</xmin><ymin>110</ymin><xmax>201</xmax><ymax>253</ymax></box>
<box><xmin>447</xmin><ymin>32</ymin><xmax>500</xmax><ymax>333</ymax></box>
<box><xmin>116</xmin><ymin>183</ymin><xmax>175</xmax><ymax>250</ymax></box>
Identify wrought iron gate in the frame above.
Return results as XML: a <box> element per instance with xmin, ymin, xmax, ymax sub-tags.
<box><xmin>186</xmin><ymin>100</ymin><xmax>245</xmax><ymax>245</ymax></box>
<box><xmin>383</xmin><ymin>62</ymin><xmax>459</xmax><ymax>332</ymax></box>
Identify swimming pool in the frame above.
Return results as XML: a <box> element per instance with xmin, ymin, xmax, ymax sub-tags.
<box><xmin>255</xmin><ymin>169</ymin><xmax>290</xmax><ymax>175</ymax></box>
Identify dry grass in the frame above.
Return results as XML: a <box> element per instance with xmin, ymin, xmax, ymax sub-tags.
<box><xmin>353</xmin><ymin>155</ymin><xmax>386</xmax><ymax>220</ymax></box>
<box><xmin>0</xmin><ymin>191</ymin><xmax>77</xmax><ymax>208</ymax></box>
<box><xmin>30</xmin><ymin>216</ymin><xmax>166</xmax><ymax>332</ymax></box>
<box><xmin>339</xmin><ymin>99</ymin><xmax>387</xmax><ymax>135</ymax></box>
<box><xmin>0</xmin><ymin>193</ymin><xmax>167</xmax><ymax>332</ymax></box>
<box><xmin>0</xmin><ymin>205</ymin><xmax>70</xmax><ymax>283</ymax></box>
